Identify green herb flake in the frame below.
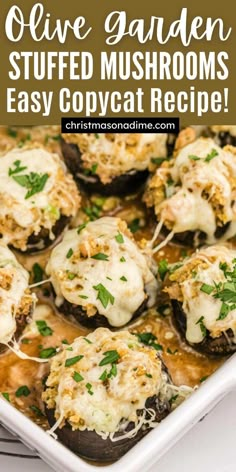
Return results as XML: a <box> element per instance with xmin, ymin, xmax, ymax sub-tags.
<box><xmin>120</xmin><ymin>256</ymin><xmax>126</xmax><ymax>262</ymax></box>
<box><xmin>30</xmin><ymin>405</ymin><xmax>44</xmax><ymax>417</ymax></box>
<box><xmin>7</xmin><ymin>128</ymin><xmax>18</xmax><ymax>138</ymax></box>
<box><xmin>167</xmin><ymin>347</ymin><xmax>178</xmax><ymax>355</ymax></box>
<box><xmin>200</xmin><ymin>375</ymin><xmax>209</xmax><ymax>383</ymax></box>
<box><xmin>151</xmin><ymin>157</ymin><xmax>167</xmax><ymax>165</ymax></box>
<box><xmin>67</xmin><ymin>272</ymin><xmax>76</xmax><ymax>280</ymax></box>
<box><xmin>79</xmin><ymin>295</ymin><xmax>88</xmax><ymax>299</ymax></box>
<box><xmin>83</xmin><ymin>205</ymin><xmax>101</xmax><ymax>221</ymax></box>
<box><xmin>108</xmin><ymin>363</ymin><xmax>117</xmax><ymax>378</ymax></box>
<box><xmin>21</xmin><ymin>338</ymin><xmax>31</xmax><ymax>345</ymax></box>
<box><xmin>86</xmin><ymin>383</ymin><xmax>94</xmax><ymax>395</ymax></box>
<box><xmin>66</xmin><ymin>347</ymin><xmax>73</xmax><ymax>351</ymax></box>
<box><xmin>32</xmin><ymin>263</ymin><xmax>44</xmax><ymax>284</ymax></box>
<box><xmin>66</xmin><ymin>248</ymin><xmax>73</xmax><ymax>259</ymax></box>
<box><xmin>15</xmin><ymin>385</ymin><xmax>31</xmax><ymax>397</ymax></box>
<box><xmin>170</xmin><ymin>394</ymin><xmax>179</xmax><ymax>405</ymax></box>
<box><xmin>62</xmin><ymin>339</ymin><xmax>69</xmax><ymax>345</ymax></box>
<box><xmin>205</xmin><ymin>148</ymin><xmax>218</xmax><ymax>162</ymax></box>
<box><xmin>39</xmin><ymin>347</ymin><xmax>57</xmax><ymax>359</ymax></box>
<box><xmin>93</xmin><ymin>283</ymin><xmax>115</xmax><ymax>309</ymax></box>
<box><xmin>120</xmin><ymin>276</ymin><xmax>127</xmax><ymax>282</ymax></box>
<box><xmin>1</xmin><ymin>392</ymin><xmax>10</xmax><ymax>402</ymax></box>
<box><xmin>128</xmin><ymin>218</ymin><xmax>140</xmax><ymax>233</ymax></box>
<box><xmin>77</xmin><ymin>223</ymin><xmax>87</xmax><ymax>234</ymax></box>
<box><xmin>188</xmin><ymin>155</ymin><xmax>201</xmax><ymax>161</ymax></box>
<box><xmin>91</xmin><ymin>253</ymin><xmax>109</xmax><ymax>261</ymax></box>
<box><xmin>83</xmin><ymin>337</ymin><xmax>92</xmax><ymax>344</ymax></box>
<box><xmin>73</xmin><ymin>371</ymin><xmax>84</xmax><ymax>383</ymax></box>
<box><xmin>12</xmin><ymin>172</ymin><xmax>49</xmax><ymax>199</ymax></box>
<box><xmin>65</xmin><ymin>355</ymin><xmax>84</xmax><ymax>367</ymax></box>
<box><xmin>99</xmin><ymin>350</ymin><xmax>120</xmax><ymax>366</ymax></box>
<box><xmin>196</xmin><ymin>316</ymin><xmax>207</xmax><ymax>337</ymax></box>
<box><xmin>99</xmin><ymin>370</ymin><xmax>108</xmax><ymax>381</ymax></box>
<box><xmin>115</xmin><ymin>233</ymin><xmax>124</xmax><ymax>244</ymax></box>
<box><xmin>200</xmin><ymin>283</ymin><xmax>215</xmax><ymax>295</ymax></box>
<box><xmin>8</xmin><ymin>160</ymin><xmax>27</xmax><ymax>176</ymax></box>
<box><xmin>145</xmin><ymin>373</ymin><xmax>153</xmax><ymax>378</ymax></box>
<box><xmin>95</xmin><ymin>134</ymin><xmax>99</xmax><ymax>139</ymax></box>
<box><xmin>91</xmin><ymin>163</ymin><xmax>98</xmax><ymax>174</ymax></box>
<box><xmin>36</xmin><ymin>320</ymin><xmax>53</xmax><ymax>337</ymax></box>
<box><xmin>158</xmin><ymin>259</ymin><xmax>169</xmax><ymax>281</ymax></box>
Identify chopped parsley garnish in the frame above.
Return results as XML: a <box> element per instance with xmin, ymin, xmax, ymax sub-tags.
<box><xmin>196</xmin><ymin>316</ymin><xmax>207</xmax><ymax>337</ymax></box>
<box><xmin>200</xmin><ymin>375</ymin><xmax>209</xmax><ymax>383</ymax></box>
<box><xmin>91</xmin><ymin>163</ymin><xmax>98</xmax><ymax>174</ymax></box>
<box><xmin>200</xmin><ymin>283</ymin><xmax>214</xmax><ymax>295</ymax></box>
<box><xmin>200</xmin><ymin>260</ymin><xmax>236</xmax><ymax>320</ymax></box>
<box><xmin>167</xmin><ymin>347</ymin><xmax>178</xmax><ymax>355</ymax></box>
<box><xmin>83</xmin><ymin>337</ymin><xmax>92</xmax><ymax>344</ymax></box>
<box><xmin>79</xmin><ymin>294</ymin><xmax>88</xmax><ymax>299</ymax></box>
<box><xmin>99</xmin><ymin>350</ymin><xmax>120</xmax><ymax>366</ymax></box>
<box><xmin>205</xmin><ymin>148</ymin><xmax>218</xmax><ymax>162</ymax></box>
<box><xmin>93</xmin><ymin>283</ymin><xmax>114</xmax><ymax>309</ymax></box>
<box><xmin>146</xmin><ymin>373</ymin><xmax>153</xmax><ymax>378</ymax></box>
<box><xmin>66</xmin><ymin>347</ymin><xmax>73</xmax><ymax>351</ymax></box>
<box><xmin>158</xmin><ymin>259</ymin><xmax>169</xmax><ymax>281</ymax></box>
<box><xmin>99</xmin><ymin>369</ymin><xmax>108</xmax><ymax>381</ymax></box>
<box><xmin>115</xmin><ymin>232</ymin><xmax>124</xmax><ymax>244</ymax></box>
<box><xmin>32</xmin><ymin>263</ymin><xmax>44</xmax><ymax>283</ymax></box>
<box><xmin>169</xmin><ymin>394</ymin><xmax>179</xmax><ymax>405</ymax></box>
<box><xmin>73</xmin><ymin>371</ymin><xmax>84</xmax><ymax>382</ymax></box>
<box><xmin>12</xmin><ymin>172</ymin><xmax>49</xmax><ymax>199</ymax></box>
<box><xmin>134</xmin><ymin>332</ymin><xmax>163</xmax><ymax>351</ymax></box>
<box><xmin>8</xmin><ymin>160</ymin><xmax>27</xmax><ymax>176</ymax></box>
<box><xmin>120</xmin><ymin>276</ymin><xmax>127</xmax><ymax>281</ymax></box>
<box><xmin>83</xmin><ymin>204</ymin><xmax>101</xmax><ymax>221</ymax></box>
<box><xmin>86</xmin><ymin>383</ymin><xmax>94</xmax><ymax>395</ymax></box>
<box><xmin>151</xmin><ymin>157</ymin><xmax>167</xmax><ymax>165</ymax></box>
<box><xmin>77</xmin><ymin>222</ymin><xmax>87</xmax><ymax>234</ymax></box>
<box><xmin>65</xmin><ymin>355</ymin><xmax>84</xmax><ymax>367</ymax></box>
<box><xmin>39</xmin><ymin>347</ymin><xmax>57</xmax><ymax>359</ymax></box>
<box><xmin>18</xmin><ymin>133</ymin><xmax>31</xmax><ymax>148</ymax></box>
<box><xmin>128</xmin><ymin>218</ymin><xmax>140</xmax><ymax>233</ymax></box>
<box><xmin>120</xmin><ymin>256</ymin><xmax>126</xmax><ymax>262</ymax></box>
<box><xmin>95</xmin><ymin>133</ymin><xmax>99</xmax><ymax>139</ymax></box>
<box><xmin>62</xmin><ymin>339</ymin><xmax>69</xmax><ymax>344</ymax></box>
<box><xmin>67</xmin><ymin>272</ymin><xmax>76</xmax><ymax>280</ymax></box>
<box><xmin>180</xmin><ymin>249</ymin><xmax>188</xmax><ymax>258</ymax></box>
<box><xmin>15</xmin><ymin>385</ymin><xmax>31</xmax><ymax>397</ymax></box>
<box><xmin>30</xmin><ymin>405</ymin><xmax>44</xmax><ymax>417</ymax></box>
<box><xmin>21</xmin><ymin>338</ymin><xmax>31</xmax><ymax>344</ymax></box>
<box><xmin>91</xmin><ymin>253</ymin><xmax>109</xmax><ymax>261</ymax></box>
<box><xmin>7</xmin><ymin>127</ymin><xmax>18</xmax><ymax>138</ymax></box>
<box><xmin>188</xmin><ymin>155</ymin><xmax>201</xmax><ymax>161</ymax></box>
<box><xmin>66</xmin><ymin>248</ymin><xmax>73</xmax><ymax>259</ymax></box>
<box><xmin>2</xmin><ymin>392</ymin><xmax>10</xmax><ymax>402</ymax></box>
<box><xmin>36</xmin><ymin>320</ymin><xmax>53</xmax><ymax>337</ymax></box>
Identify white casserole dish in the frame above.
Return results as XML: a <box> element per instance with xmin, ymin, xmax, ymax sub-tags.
<box><xmin>0</xmin><ymin>353</ymin><xmax>236</xmax><ymax>472</ymax></box>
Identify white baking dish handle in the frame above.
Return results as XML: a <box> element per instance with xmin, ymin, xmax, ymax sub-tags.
<box><xmin>0</xmin><ymin>353</ymin><xmax>236</xmax><ymax>472</ymax></box>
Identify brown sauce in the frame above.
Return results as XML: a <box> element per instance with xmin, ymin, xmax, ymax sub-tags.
<box><xmin>0</xmin><ymin>126</ymin><xmax>223</xmax><ymax>430</ymax></box>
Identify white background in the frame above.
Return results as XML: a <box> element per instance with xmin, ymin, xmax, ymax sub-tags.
<box><xmin>1</xmin><ymin>391</ymin><xmax>236</xmax><ymax>472</ymax></box>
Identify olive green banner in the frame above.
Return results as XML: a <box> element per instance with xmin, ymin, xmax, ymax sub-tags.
<box><xmin>0</xmin><ymin>0</ymin><xmax>235</xmax><ymax>125</ymax></box>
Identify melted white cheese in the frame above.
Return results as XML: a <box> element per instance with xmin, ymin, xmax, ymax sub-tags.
<box><xmin>43</xmin><ymin>328</ymin><xmax>170</xmax><ymax>434</ymax></box>
<box><xmin>0</xmin><ymin>147</ymin><xmax>80</xmax><ymax>250</ymax></box>
<box><xmin>169</xmin><ymin>245</ymin><xmax>236</xmax><ymax>343</ymax></box>
<box><xmin>152</xmin><ymin>138</ymin><xmax>236</xmax><ymax>245</ymax></box>
<box><xmin>46</xmin><ymin>217</ymin><xmax>158</xmax><ymax>327</ymax></box>
<box><xmin>0</xmin><ymin>244</ymin><xmax>32</xmax><ymax>344</ymax></box>
<box><xmin>62</xmin><ymin>133</ymin><xmax>168</xmax><ymax>184</ymax></box>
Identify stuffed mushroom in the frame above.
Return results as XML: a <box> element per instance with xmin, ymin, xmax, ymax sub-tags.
<box><xmin>144</xmin><ymin>138</ymin><xmax>236</xmax><ymax>247</ymax></box>
<box><xmin>0</xmin><ymin>146</ymin><xmax>81</xmax><ymax>252</ymax></box>
<box><xmin>61</xmin><ymin>133</ymin><xmax>170</xmax><ymax>196</ymax></box>
<box><xmin>209</xmin><ymin>126</ymin><xmax>236</xmax><ymax>147</ymax></box>
<box><xmin>46</xmin><ymin>216</ymin><xmax>158</xmax><ymax>328</ymax></box>
<box><xmin>0</xmin><ymin>244</ymin><xmax>36</xmax><ymax>353</ymax></box>
<box><xmin>43</xmin><ymin>328</ymin><xmax>175</xmax><ymax>461</ymax></box>
<box><xmin>164</xmin><ymin>245</ymin><xmax>236</xmax><ymax>355</ymax></box>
